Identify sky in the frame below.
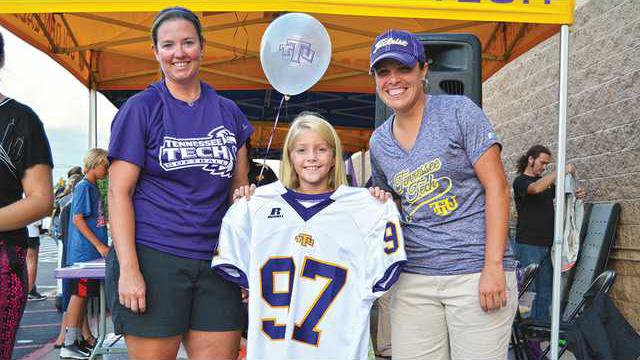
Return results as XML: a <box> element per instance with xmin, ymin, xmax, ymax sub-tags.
<box><xmin>0</xmin><ymin>26</ymin><xmax>118</xmax><ymax>182</ymax></box>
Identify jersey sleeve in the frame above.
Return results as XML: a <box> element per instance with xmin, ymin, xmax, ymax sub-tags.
<box><xmin>455</xmin><ymin>96</ymin><xmax>501</xmax><ymax>165</ymax></box>
<box><xmin>365</xmin><ymin>200</ymin><xmax>406</xmax><ymax>299</ymax></box>
<box><xmin>212</xmin><ymin>198</ymin><xmax>252</xmax><ymax>288</ymax></box>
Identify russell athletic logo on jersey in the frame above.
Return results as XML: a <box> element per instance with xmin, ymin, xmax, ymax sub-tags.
<box><xmin>268</xmin><ymin>208</ymin><xmax>284</xmax><ymax>218</ymax></box>
<box><xmin>159</xmin><ymin>126</ymin><xmax>237</xmax><ymax>177</ymax></box>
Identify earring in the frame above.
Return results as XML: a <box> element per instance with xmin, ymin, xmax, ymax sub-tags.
<box><xmin>422</xmin><ymin>78</ymin><xmax>429</xmax><ymax>93</ymax></box>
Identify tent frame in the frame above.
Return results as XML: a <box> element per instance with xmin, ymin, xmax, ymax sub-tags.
<box><xmin>84</xmin><ymin>25</ymin><xmax>573</xmax><ymax>360</ymax></box>
<box><xmin>2</xmin><ymin>3</ymin><xmax>573</xmax><ymax>358</ymax></box>
<box><xmin>550</xmin><ymin>24</ymin><xmax>569</xmax><ymax>360</ymax></box>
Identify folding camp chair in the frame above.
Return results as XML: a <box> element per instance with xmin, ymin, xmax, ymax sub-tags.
<box><xmin>519</xmin><ymin>270</ymin><xmax>617</xmax><ymax>359</ymax></box>
<box><xmin>511</xmin><ymin>263</ymin><xmax>540</xmax><ymax>360</ymax></box>
<box><xmin>512</xmin><ymin>202</ymin><xmax>620</xmax><ymax>359</ymax></box>
<box><xmin>560</xmin><ymin>203</ymin><xmax>620</xmax><ymax>320</ymax></box>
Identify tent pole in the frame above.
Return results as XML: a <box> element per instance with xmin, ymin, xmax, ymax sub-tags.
<box><xmin>89</xmin><ymin>83</ymin><xmax>97</xmax><ymax>149</ymax></box>
<box><xmin>550</xmin><ymin>24</ymin><xmax>570</xmax><ymax>360</ymax></box>
<box><xmin>88</xmin><ymin>49</ymin><xmax>98</xmax><ymax>149</ymax></box>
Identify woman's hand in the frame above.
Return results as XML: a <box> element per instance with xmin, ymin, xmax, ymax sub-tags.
<box><xmin>233</xmin><ymin>184</ymin><xmax>256</xmax><ymax>203</ymax></box>
<box><xmin>368</xmin><ymin>187</ymin><xmax>392</xmax><ymax>203</ymax></box>
<box><xmin>118</xmin><ymin>269</ymin><xmax>147</xmax><ymax>313</ymax></box>
<box><xmin>478</xmin><ymin>264</ymin><xmax>507</xmax><ymax>312</ymax></box>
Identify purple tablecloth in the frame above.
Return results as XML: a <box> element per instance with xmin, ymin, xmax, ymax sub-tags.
<box><xmin>55</xmin><ymin>259</ymin><xmax>105</xmax><ymax>279</ymax></box>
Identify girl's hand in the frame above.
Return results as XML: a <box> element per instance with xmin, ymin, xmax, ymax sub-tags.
<box><xmin>233</xmin><ymin>184</ymin><xmax>256</xmax><ymax>203</ymax></box>
<box><xmin>368</xmin><ymin>187</ymin><xmax>392</xmax><ymax>203</ymax></box>
<box><xmin>241</xmin><ymin>288</ymin><xmax>249</xmax><ymax>304</ymax></box>
<box><xmin>478</xmin><ymin>264</ymin><xmax>507</xmax><ymax>312</ymax></box>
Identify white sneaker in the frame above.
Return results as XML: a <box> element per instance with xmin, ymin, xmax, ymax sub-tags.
<box><xmin>59</xmin><ymin>342</ymin><xmax>90</xmax><ymax>360</ymax></box>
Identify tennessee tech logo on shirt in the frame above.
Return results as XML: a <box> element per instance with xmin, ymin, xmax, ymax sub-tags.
<box><xmin>159</xmin><ymin>126</ymin><xmax>237</xmax><ymax>177</ymax></box>
<box><xmin>392</xmin><ymin>157</ymin><xmax>459</xmax><ymax>221</ymax></box>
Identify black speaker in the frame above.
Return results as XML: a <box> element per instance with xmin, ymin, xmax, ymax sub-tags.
<box><xmin>375</xmin><ymin>33</ymin><xmax>482</xmax><ymax>128</ymax></box>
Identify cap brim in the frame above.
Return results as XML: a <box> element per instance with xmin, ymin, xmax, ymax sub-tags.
<box><xmin>369</xmin><ymin>52</ymin><xmax>418</xmax><ymax>74</ymax></box>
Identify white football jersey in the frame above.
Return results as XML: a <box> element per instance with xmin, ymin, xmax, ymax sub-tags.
<box><xmin>213</xmin><ymin>182</ymin><xmax>406</xmax><ymax>360</ymax></box>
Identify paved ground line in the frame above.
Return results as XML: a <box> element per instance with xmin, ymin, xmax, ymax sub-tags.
<box><xmin>19</xmin><ymin>323</ymin><xmax>61</xmax><ymax>329</ymax></box>
<box><xmin>23</xmin><ymin>309</ymin><xmax>59</xmax><ymax>314</ymax></box>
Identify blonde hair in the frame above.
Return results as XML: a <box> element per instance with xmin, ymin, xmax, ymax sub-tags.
<box><xmin>280</xmin><ymin>112</ymin><xmax>348</xmax><ymax>190</ymax></box>
<box><xmin>83</xmin><ymin>148</ymin><xmax>109</xmax><ymax>174</ymax></box>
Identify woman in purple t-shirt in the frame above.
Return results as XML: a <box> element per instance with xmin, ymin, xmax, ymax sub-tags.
<box><xmin>106</xmin><ymin>7</ymin><xmax>252</xmax><ymax>360</ymax></box>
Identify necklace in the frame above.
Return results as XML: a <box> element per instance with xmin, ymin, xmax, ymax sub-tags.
<box><xmin>165</xmin><ymin>81</ymin><xmax>201</xmax><ymax>106</ymax></box>
<box><xmin>185</xmin><ymin>91</ymin><xmax>200</xmax><ymax>107</ymax></box>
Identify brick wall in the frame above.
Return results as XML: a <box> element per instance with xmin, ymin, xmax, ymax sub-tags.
<box><xmin>483</xmin><ymin>0</ymin><xmax>640</xmax><ymax>329</ymax></box>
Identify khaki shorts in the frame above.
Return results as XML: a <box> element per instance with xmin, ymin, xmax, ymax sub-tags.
<box><xmin>106</xmin><ymin>244</ymin><xmax>245</xmax><ymax>337</ymax></box>
<box><xmin>390</xmin><ymin>271</ymin><xmax>518</xmax><ymax>360</ymax></box>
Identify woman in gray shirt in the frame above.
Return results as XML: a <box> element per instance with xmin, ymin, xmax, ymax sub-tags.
<box><xmin>368</xmin><ymin>29</ymin><xmax>517</xmax><ymax>360</ymax></box>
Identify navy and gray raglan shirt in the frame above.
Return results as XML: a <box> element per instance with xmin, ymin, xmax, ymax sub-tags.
<box><xmin>369</xmin><ymin>95</ymin><xmax>515</xmax><ymax>276</ymax></box>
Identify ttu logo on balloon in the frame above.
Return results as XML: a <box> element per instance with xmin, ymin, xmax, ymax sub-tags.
<box><xmin>279</xmin><ymin>39</ymin><xmax>315</xmax><ymax>64</ymax></box>
<box><xmin>260</xmin><ymin>13</ymin><xmax>331</xmax><ymax>96</ymax></box>
<box><xmin>159</xmin><ymin>126</ymin><xmax>237</xmax><ymax>177</ymax></box>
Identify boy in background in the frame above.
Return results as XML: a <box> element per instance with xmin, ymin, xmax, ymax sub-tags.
<box><xmin>59</xmin><ymin>148</ymin><xmax>109</xmax><ymax>359</ymax></box>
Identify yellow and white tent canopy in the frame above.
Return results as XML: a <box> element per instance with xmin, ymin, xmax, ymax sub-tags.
<box><xmin>0</xmin><ymin>1</ymin><xmax>574</xmax><ymax>93</ymax></box>
<box><xmin>0</xmin><ymin>4</ymin><xmax>578</xmax><ymax>359</ymax></box>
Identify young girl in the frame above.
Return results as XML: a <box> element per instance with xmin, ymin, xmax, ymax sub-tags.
<box><xmin>213</xmin><ymin>112</ymin><xmax>405</xmax><ymax>360</ymax></box>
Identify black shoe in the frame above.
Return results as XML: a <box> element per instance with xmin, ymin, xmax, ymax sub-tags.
<box><xmin>28</xmin><ymin>289</ymin><xmax>47</xmax><ymax>301</ymax></box>
<box><xmin>60</xmin><ymin>342</ymin><xmax>90</xmax><ymax>359</ymax></box>
<box><xmin>78</xmin><ymin>339</ymin><xmax>94</xmax><ymax>353</ymax></box>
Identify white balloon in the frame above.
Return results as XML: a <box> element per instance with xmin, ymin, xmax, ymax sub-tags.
<box><xmin>260</xmin><ymin>13</ymin><xmax>332</xmax><ymax>96</ymax></box>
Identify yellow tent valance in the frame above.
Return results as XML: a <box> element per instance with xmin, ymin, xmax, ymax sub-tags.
<box><xmin>0</xmin><ymin>1</ymin><xmax>574</xmax><ymax>92</ymax></box>
<box><xmin>0</xmin><ymin>0</ymin><xmax>574</xmax><ymax>25</ymax></box>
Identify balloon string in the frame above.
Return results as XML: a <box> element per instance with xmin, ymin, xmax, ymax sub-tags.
<box><xmin>259</xmin><ymin>94</ymin><xmax>288</xmax><ymax>180</ymax></box>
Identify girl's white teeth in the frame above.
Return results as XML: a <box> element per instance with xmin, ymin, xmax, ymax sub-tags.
<box><xmin>388</xmin><ymin>88</ymin><xmax>405</xmax><ymax>96</ymax></box>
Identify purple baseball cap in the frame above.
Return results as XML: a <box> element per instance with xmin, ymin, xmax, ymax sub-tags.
<box><xmin>369</xmin><ymin>30</ymin><xmax>426</xmax><ymax>73</ymax></box>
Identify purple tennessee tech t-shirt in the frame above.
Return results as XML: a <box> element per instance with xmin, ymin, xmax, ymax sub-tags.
<box><xmin>108</xmin><ymin>81</ymin><xmax>253</xmax><ymax>260</ymax></box>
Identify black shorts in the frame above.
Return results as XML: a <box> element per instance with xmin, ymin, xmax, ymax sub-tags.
<box><xmin>70</xmin><ymin>278</ymin><xmax>99</xmax><ymax>297</ymax></box>
<box><xmin>106</xmin><ymin>244</ymin><xmax>244</xmax><ymax>337</ymax></box>
<box><xmin>26</xmin><ymin>237</ymin><xmax>40</xmax><ymax>249</ymax></box>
